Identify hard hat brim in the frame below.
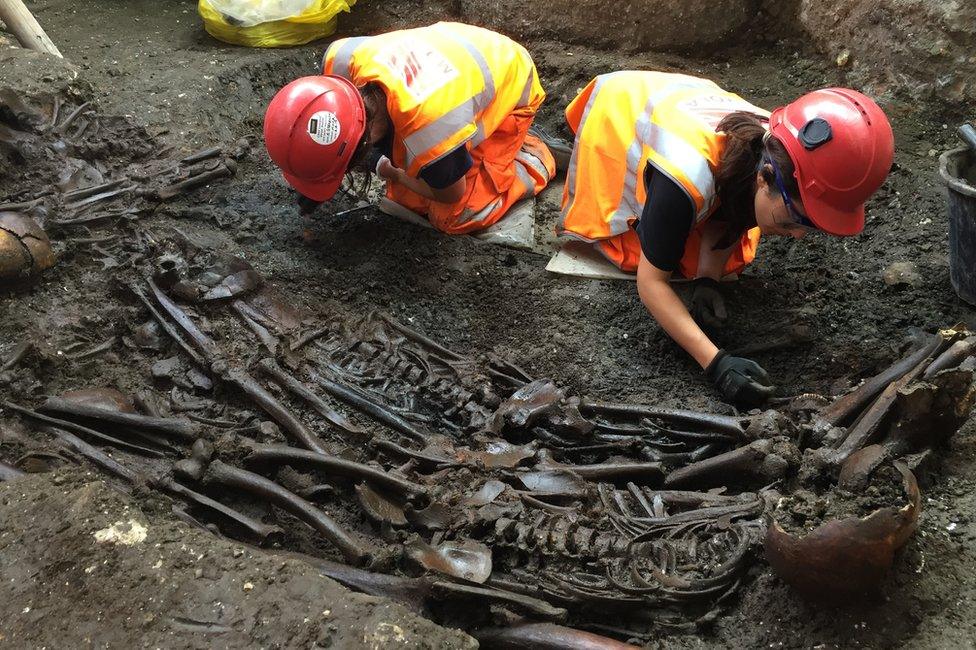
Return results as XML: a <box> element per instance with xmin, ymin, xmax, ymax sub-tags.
<box><xmin>802</xmin><ymin>192</ymin><xmax>865</xmax><ymax>236</ymax></box>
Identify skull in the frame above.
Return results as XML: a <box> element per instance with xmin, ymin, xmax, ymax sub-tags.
<box><xmin>0</xmin><ymin>211</ymin><xmax>55</xmax><ymax>283</ymax></box>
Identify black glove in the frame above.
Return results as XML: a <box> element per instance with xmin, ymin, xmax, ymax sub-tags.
<box><xmin>705</xmin><ymin>350</ymin><xmax>775</xmax><ymax>408</ymax></box>
<box><xmin>690</xmin><ymin>277</ymin><xmax>727</xmax><ymax>333</ymax></box>
<box><xmin>297</xmin><ymin>193</ymin><xmax>323</xmax><ymax>216</ymax></box>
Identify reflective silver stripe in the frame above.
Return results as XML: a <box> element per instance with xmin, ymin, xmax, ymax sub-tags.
<box><xmin>471</xmin><ymin>121</ymin><xmax>486</xmax><ymax>149</ymax></box>
<box><xmin>514</xmin><ymin>160</ymin><xmax>536</xmax><ymax>199</ymax></box>
<box><xmin>404</xmin><ymin>29</ymin><xmax>496</xmax><ymax>169</ymax></box>
<box><xmin>404</xmin><ymin>101</ymin><xmax>480</xmax><ymax>165</ymax></box>
<box><xmin>606</xmin><ymin>80</ymin><xmax>716</xmax><ymax>231</ymax></box>
<box><xmin>562</xmin><ymin>73</ymin><xmax>623</xmax><ymax>225</ymax></box>
<box><xmin>516</xmin><ymin>148</ymin><xmax>550</xmax><ymax>182</ymax></box>
<box><xmin>457</xmin><ymin>197</ymin><xmax>504</xmax><ymax>225</ymax></box>
<box><xmin>327</xmin><ymin>36</ymin><xmax>369</xmax><ymax>78</ymax></box>
<box><xmin>517</xmin><ymin>69</ymin><xmax>535</xmax><ymax>107</ymax></box>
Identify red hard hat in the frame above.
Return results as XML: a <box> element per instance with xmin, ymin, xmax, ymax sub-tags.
<box><xmin>263</xmin><ymin>75</ymin><xmax>366</xmax><ymax>202</ymax></box>
<box><xmin>769</xmin><ymin>88</ymin><xmax>894</xmax><ymax>236</ymax></box>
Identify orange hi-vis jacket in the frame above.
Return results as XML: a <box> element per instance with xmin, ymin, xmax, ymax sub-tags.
<box><xmin>323</xmin><ymin>22</ymin><xmax>545</xmax><ymax>181</ymax></box>
<box><xmin>560</xmin><ymin>71</ymin><xmax>768</xmax><ymax>277</ymax></box>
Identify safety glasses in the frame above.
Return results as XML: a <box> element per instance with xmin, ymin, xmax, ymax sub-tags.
<box><xmin>767</xmin><ymin>156</ymin><xmax>817</xmax><ymax>230</ymax></box>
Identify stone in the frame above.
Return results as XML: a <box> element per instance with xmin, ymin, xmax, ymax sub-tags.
<box><xmin>882</xmin><ymin>261</ymin><xmax>923</xmax><ymax>288</ymax></box>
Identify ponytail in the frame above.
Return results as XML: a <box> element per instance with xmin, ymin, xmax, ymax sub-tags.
<box><xmin>713</xmin><ymin>112</ymin><xmax>798</xmax><ymax>248</ymax></box>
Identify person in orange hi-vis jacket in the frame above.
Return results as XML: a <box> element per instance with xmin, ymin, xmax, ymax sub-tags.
<box><xmin>263</xmin><ymin>22</ymin><xmax>556</xmax><ymax>235</ymax></box>
<box><xmin>559</xmin><ymin>71</ymin><xmax>895</xmax><ymax>408</ymax></box>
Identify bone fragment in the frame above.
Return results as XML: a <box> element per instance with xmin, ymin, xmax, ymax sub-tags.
<box><xmin>0</xmin><ymin>340</ymin><xmax>31</xmax><ymax>371</ymax></box>
<box><xmin>232</xmin><ymin>300</ymin><xmax>278</xmax><ymax>354</ymax></box>
<box><xmin>154</xmin><ymin>160</ymin><xmax>236</xmax><ymax>200</ymax></box>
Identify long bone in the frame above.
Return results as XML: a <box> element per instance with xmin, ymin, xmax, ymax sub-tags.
<box><xmin>146</xmin><ymin>278</ymin><xmax>219</xmax><ymax>358</ymax></box>
<box><xmin>545</xmin><ymin>461</ymin><xmax>665</xmax><ymax>486</ymax></box>
<box><xmin>287</xmin><ymin>552</ymin><xmax>565</xmax><ymax>621</ymax></box>
<box><xmin>176</xmin><ymin>458</ymin><xmax>367</xmax><ymax>565</ymax></box>
<box><xmin>471</xmin><ymin>622</ymin><xmax>638</xmax><ymax>649</ymax></box>
<box><xmin>140</xmin><ymin>280</ymin><xmax>331</xmax><ymax>454</ymax></box>
<box><xmin>828</xmin><ymin>342</ymin><xmax>946</xmax><ymax>466</ymax></box>
<box><xmin>580</xmin><ymin>401</ymin><xmax>746</xmax><ymax>438</ymax></box>
<box><xmin>244</xmin><ymin>444</ymin><xmax>428</xmax><ymax>504</ymax></box>
<box><xmin>307</xmin><ymin>367</ymin><xmax>430</xmax><ymax>444</ymax></box>
<box><xmin>232</xmin><ymin>300</ymin><xmax>278</xmax><ymax>353</ymax></box>
<box><xmin>3</xmin><ymin>401</ymin><xmax>167</xmax><ymax>457</ymax></box>
<box><xmin>129</xmin><ymin>282</ymin><xmax>206</xmax><ymax>366</ymax></box>
<box><xmin>371</xmin><ymin>439</ymin><xmax>456</xmax><ymax>471</ymax></box>
<box><xmin>820</xmin><ymin>334</ymin><xmax>944</xmax><ymax>427</ymax></box>
<box><xmin>3</xmin><ymin>402</ymin><xmax>140</xmax><ymax>483</ymax></box>
<box><xmin>923</xmin><ymin>335</ymin><xmax>976</xmax><ymax>379</ymax></box>
<box><xmin>39</xmin><ymin>396</ymin><xmax>199</xmax><ymax>442</ymax></box>
<box><xmin>151</xmin><ymin>475</ymin><xmax>284</xmax><ymax>545</ymax></box>
<box><xmin>153</xmin><ymin>159</ymin><xmax>237</xmax><ymax>200</ymax></box>
<box><xmin>663</xmin><ymin>439</ymin><xmax>789</xmax><ymax>489</ymax></box>
<box><xmin>222</xmin><ymin>368</ymin><xmax>331</xmax><ymax>455</ymax></box>
<box><xmin>256</xmin><ymin>358</ymin><xmax>362</xmax><ymax>434</ymax></box>
<box><xmin>378</xmin><ymin>312</ymin><xmax>464</xmax><ymax>360</ymax></box>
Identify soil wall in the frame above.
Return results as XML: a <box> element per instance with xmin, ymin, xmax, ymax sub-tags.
<box><xmin>457</xmin><ymin>0</ymin><xmax>759</xmax><ymax>52</ymax></box>
<box><xmin>798</xmin><ymin>0</ymin><xmax>976</xmax><ymax>104</ymax></box>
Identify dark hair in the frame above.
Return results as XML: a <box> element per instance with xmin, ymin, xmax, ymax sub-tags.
<box><xmin>712</xmin><ymin>111</ymin><xmax>799</xmax><ymax>248</ymax></box>
<box><xmin>342</xmin><ymin>82</ymin><xmax>386</xmax><ymax>199</ymax></box>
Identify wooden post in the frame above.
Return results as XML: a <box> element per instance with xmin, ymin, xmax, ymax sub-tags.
<box><xmin>0</xmin><ymin>0</ymin><xmax>62</xmax><ymax>58</ymax></box>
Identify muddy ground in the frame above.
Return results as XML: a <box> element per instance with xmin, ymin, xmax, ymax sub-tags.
<box><xmin>2</xmin><ymin>0</ymin><xmax>976</xmax><ymax>647</ymax></box>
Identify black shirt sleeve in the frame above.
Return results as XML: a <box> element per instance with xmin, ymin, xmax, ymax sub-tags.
<box><xmin>634</xmin><ymin>165</ymin><xmax>695</xmax><ymax>273</ymax></box>
<box><xmin>418</xmin><ymin>146</ymin><xmax>473</xmax><ymax>189</ymax></box>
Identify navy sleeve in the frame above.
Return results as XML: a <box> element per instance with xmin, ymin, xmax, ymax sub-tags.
<box><xmin>419</xmin><ymin>146</ymin><xmax>473</xmax><ymax>189</ymax></box>
<box><xmin>634</xmin><ymin>166</ymin><xmax>695</xmax><ymax>273</ymax></box>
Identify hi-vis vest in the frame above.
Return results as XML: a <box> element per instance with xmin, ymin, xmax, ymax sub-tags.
<box><xmin>323</xmin><ymin>22</ymin><xmax>544</xmax><ymax>179</ymax></box>
<box><xmin>560</xmin><ymin>70</ymin><xmax>769</xmax><ymax>246</ymax></box>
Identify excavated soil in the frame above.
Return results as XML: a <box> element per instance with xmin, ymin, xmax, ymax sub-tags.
<box><xmin>2</xmin><ymin>0</ymin><xmax>976</xmax><ymax>647</ymax></box>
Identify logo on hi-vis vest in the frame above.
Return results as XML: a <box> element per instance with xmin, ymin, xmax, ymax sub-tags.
<box><xmin>376</xmin><ymin>39</ymin><xmax>460</xmax><ymax>102</ymax></box>
<box><xmin>307</xmin><ymin>111</ymin><xmax>341</xmax><ymax>146</ymax></box>
<box><xmin>677</xmin><ymin>94</ymin><xmax>769</xmax><ymax>129</ymax></box>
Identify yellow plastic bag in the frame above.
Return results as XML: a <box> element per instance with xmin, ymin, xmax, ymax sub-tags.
<box><xmin>198</xmin><ymin>0</ymin><xmax>356</xmax><ymax>48</ymax></box>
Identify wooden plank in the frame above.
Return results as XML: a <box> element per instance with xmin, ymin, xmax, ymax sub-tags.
<box><xmin>0</xmin><ymin>0</ymin><xmax>62</xmax><ymax>57</ymax></box>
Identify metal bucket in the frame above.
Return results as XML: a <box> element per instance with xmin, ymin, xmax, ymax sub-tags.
<box><xmin>939</xmin><ymin>147</ymin><xmax>976</xmax><ymax>306</ymax></box>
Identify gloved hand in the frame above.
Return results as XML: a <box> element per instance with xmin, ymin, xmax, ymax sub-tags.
<box><xmin>375</xmin><ymin>155</ymin><xmax>400</xmax><ymax>182</ymax></box>
<box><xmin>705</xmin><ymin>350</ymin><xmax>775</xmax><ymax>408</ymax></box>
<box><xmin>297</xmin><ymin>193</ymin><xmax>323</xmax><ymax>216</ymax></box>
<box><xmin>690</xmin><ymin>277</ymin><xmax>727</xmax><ymax>333</ymax></box>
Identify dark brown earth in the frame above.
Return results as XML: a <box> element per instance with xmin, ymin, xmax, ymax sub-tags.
<box><xmin>2</xmin><ymin>0</ymin><xmax>976</xmax><ymax>647</ymax></box>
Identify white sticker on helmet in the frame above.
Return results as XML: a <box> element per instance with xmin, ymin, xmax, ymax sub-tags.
<box><xmin>307</xmin><ymin>111</ymin><xmax>341</xmax><ymax>146</ymax></box>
